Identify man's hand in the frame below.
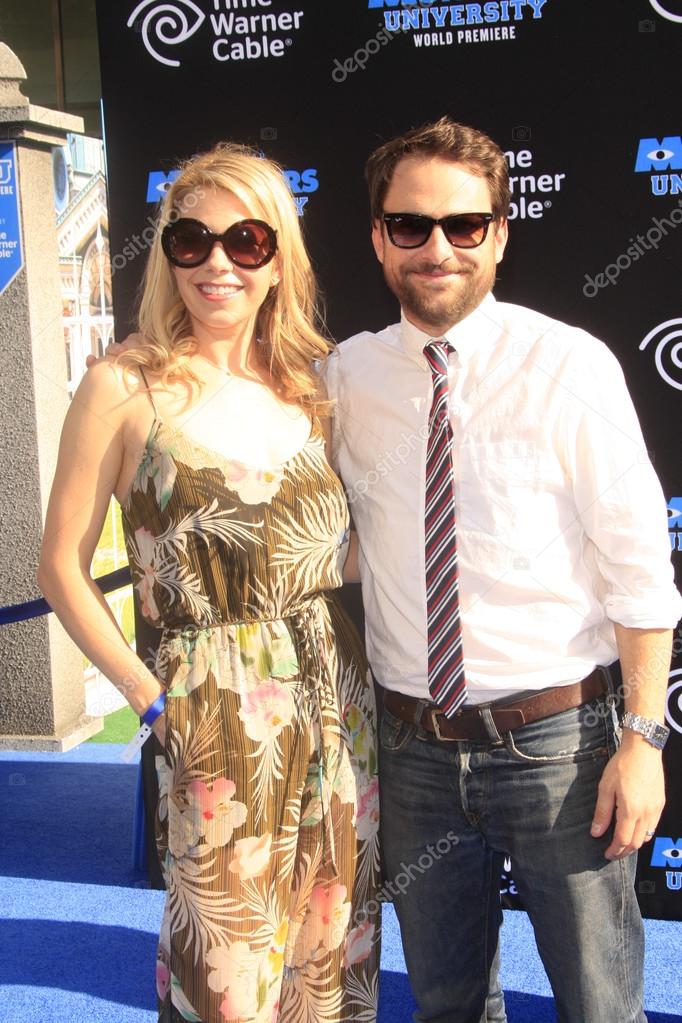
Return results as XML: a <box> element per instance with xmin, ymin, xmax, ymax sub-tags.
<box><xmin>85</xmin><ymin>333</ymin><xmax>143</xmax><ymax>369</ymax></box>
<box><xmin>591</xmin><ymin>623</ymin><xmax>673</xmax><ymax>859</ymax></box>
<box><xmin>591</xmin><ymin>735</ymin><xmax>665</xmax><ymax>859</ymax></box>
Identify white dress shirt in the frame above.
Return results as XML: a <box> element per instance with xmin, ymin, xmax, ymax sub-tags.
<box><xmin>327</xmin><ymin>294</ymin><xmax>681</xmax><ymax>703</ymax></box>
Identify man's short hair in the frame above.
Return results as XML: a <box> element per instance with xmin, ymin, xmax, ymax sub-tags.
<box><xmin>365</xmin><ymin>116</ymin><xmax>510</xmax><ymax>223</ymax></box>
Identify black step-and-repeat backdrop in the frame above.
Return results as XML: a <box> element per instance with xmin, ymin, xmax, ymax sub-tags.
<box><xmin>96</xmin><ymin>0</ymin><xmax>682</xmax><ymax>919</ymax></box>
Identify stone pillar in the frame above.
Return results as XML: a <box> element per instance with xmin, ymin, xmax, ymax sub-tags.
<box><xmin>0</xmin><ymin>44</ymin><xmax>102</xmax><ymax>750</ymax></box>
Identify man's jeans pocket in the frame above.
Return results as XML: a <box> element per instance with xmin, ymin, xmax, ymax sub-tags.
<box><xmin>379</xmin><ymin>707</ymin><xmax>417</xmax><ymax>753</ymax></box>
<box><xmin>504</xmin><ymin>698</ymin><xmax>613</xmax><ymax>764</ymax></box>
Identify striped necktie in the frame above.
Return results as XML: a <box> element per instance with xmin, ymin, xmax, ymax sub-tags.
<box><xmin>424</xmin><ymin>339</ymin><xmax>466</xmax><ymax>716</ymax></box>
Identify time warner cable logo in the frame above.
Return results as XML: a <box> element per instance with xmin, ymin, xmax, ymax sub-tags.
<box><xmin>128</xmin><ymin>0</ymin><xmax>305</xmax><ymax>67</ymax></box>
<box><xmin>648</xmin><ymin>1</ymin><xmax>682</xmax><ymax>22</ymax></box>
<box><xmin>639</xmin><ymin>318</ymin><xmax>682</xmax><ymax>392</ymax></box>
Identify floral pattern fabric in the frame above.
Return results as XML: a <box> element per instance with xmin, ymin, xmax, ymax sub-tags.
<box><xmin>121</xmin><ymin>417</ymin><xmax>380</xmax><ymax>1023</ymax></box>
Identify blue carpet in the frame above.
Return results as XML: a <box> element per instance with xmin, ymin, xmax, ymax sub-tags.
<box><xmin>1</xmin><ymin>745</ymin><xmax>680</xmax><ymax>1022</ymax></box>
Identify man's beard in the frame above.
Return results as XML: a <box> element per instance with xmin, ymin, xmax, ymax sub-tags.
<box><xmin>386</xmin><ymin>259</ymin><xmax>496</xmax><ymax>331</ymax></box>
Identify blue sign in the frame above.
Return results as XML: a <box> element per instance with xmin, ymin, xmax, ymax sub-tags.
<box><xmin>0</xmin><ymin>143</ymin><xmax>23</xmax><ymax>294</ymax></box>
<box><xmin>651</xmin><ymin>837</ymin><xmax>682</xmax><ymax>868</ymax></box>
<box><xmin>634</xmin><ymin>136</ymin><xmax>682</xmax><ymax>173</ymax></box>
<box><xmin>146</xmin><ymin>169</ymin><xmax>180</xmax><ymax>203</ymax></box>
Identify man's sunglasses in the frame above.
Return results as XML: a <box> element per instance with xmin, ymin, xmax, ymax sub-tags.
<box><xmin>161</xmin><ymin>217</ymin><xmax>278</xmax><ymax>269</ymax></box>
<box><xmin>381</xmin><ymin>212</ymin><xmax>495</xmax><ymax>250</ymax></box>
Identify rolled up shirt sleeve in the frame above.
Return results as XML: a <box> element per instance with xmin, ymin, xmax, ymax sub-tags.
<box><xmin>563</xmin><ymin>338</ymin><xmax>682</xmax><ymax>629</ymax></box>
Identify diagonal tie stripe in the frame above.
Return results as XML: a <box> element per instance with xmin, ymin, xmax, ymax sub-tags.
<box><xmin>423</xmin><ymin>339</ymin><xmax>466</xmax><ymax>716</ymax></box>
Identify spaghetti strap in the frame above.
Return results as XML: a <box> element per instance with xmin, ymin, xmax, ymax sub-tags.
<box><xmin>138</xmin><ymin>366</ymin><xmax>160</xmax><ymax>418</ymax></box>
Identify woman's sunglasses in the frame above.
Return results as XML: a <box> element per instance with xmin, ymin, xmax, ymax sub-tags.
<box><xmin>161</xmin><ymin>217</ymin><xmax>278</xmax><ymax>269</ymax></box>
<box><xmin>381</xmin><ymin>212</ymin><xmax>495</xmax><ymax>250</ymax></box>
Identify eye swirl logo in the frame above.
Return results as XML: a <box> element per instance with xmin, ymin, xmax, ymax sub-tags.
<box><xmin>127</xmin><ymin>0</ymin><xmax>206</xmax><ymax>68</ymax></box>
<box><xmin>666</xmin><ymin>670</ymin><xmax>682</xmax><ymax>735</ymax></box>
<box><xmin>649</xmin><ymin>1</ymin><xmax>682</xmax><ymax>22</ymax></box>
<box><xmin>639</xmin><ymin>317</ymin><xmax>682</xmax><ymax>391</ymax></box>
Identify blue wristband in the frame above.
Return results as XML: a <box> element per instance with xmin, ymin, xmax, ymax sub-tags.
<box><xmin>141</xmin><ymin>691</ymin><xmax>166</xmax><ymax>727</ymax></box>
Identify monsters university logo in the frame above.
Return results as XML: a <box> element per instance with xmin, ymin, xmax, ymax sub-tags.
<box><xmin>634</xmin><ymin>136</ymin><xmax>682</xmax><ymax>197</ymax></box>
<box><xmin>146</xmin><ymin>167</ymin><xmax>318</xmax><ymax>216</ymax></box>
<box><xmin>368</xmin><ymin>0</ymin><xmax>549</xmax><ymax>43</ymax></box>
<box><xmin>651</xmin><ymin>837</ymin><xmax>682</xmax><ymax>892</ymax></box>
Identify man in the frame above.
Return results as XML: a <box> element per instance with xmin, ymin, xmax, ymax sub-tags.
<box><xmin>326</xmin><ymin>117</ymin><xmax>681</xmax><ymax>1023</ymax></box>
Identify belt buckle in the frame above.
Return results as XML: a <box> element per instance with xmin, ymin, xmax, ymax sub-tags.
<box><xmin>430</xmin><ymin>708</ymin><xmax>458</xmax><ymax>742</ymax></box>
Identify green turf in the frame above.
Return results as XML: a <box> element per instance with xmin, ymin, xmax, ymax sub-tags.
<box><xmin>84</xmin><ymin>499</ymin><xmax>136</xmax><ymax>674</ymax></box>
<box><xmin>87</xmin><ymin>703</ymin><xmax>140</xmax><ymax>743</ymax></box>
<box><xmin>86</xmin><ymin>503</ymin><xmax>139</xmax><ymax>741</ymax></box>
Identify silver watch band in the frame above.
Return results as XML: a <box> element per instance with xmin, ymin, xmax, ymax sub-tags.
<box><xmin>621</xmin><ymin>711</ymin><xmax>670</xmax><ymax>751</ymax></box>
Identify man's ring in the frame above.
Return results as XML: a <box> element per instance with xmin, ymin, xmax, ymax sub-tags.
<box><xmin>645</xmin><ymin>830</ymin><xmax>655</xmax><ymax>838</ymax></box>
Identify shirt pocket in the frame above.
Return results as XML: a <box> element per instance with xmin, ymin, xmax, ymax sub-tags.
<box><xmin>457</xmin><ymin>440</ymin><xmax>566</xmax><ymax>556</ymax></box>
<box><xmin>341</xmin><ymin>409</ymin><xmax>426</xmax><ymax>508</ymax></box>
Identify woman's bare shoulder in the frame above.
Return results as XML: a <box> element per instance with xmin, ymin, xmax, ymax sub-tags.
<box><xmin>70</xmin><ymin>356</ymin><xmax>149</xmax><ymax>429</ymax></box>
<box><xmin>77</xmin><ymin>355</ymin><xmax>144</xmax><ymax>397</ymax></box>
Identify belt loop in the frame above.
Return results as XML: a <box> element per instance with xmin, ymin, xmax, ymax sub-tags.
<box><xmin>599</xmin><ymin>664</ymin><xmax>618</xmax><ymax>712</ymax></box>
<box><xmin>412</xmin><ymin>699</ymin><xmax>430</xmax><ymax>728</ymax></box>
<box><xmin>479</xmin><ymin>706</ymin><xmax>503</xmax><ymax>743</ymax></box>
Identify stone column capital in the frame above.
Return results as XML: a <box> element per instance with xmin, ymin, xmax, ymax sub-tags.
<box><xmin>0</xmin><ymin>43</ymin><xmax>84</xmax><ymax>142</ymax></box>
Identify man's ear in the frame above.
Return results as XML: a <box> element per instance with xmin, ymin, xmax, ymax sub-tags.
<box><xmin>371</xmin><ymin>219</ymin><xmax>385</xmax><ymax>265</ymax></box>
<box><xmin>493</xmin><ymin>218</ymin><xmax>509</xmax><ymax>265</ymax></box>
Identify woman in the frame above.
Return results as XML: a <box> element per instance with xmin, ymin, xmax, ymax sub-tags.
<box><xmin>38</xmin><ymin>143</ymin><xmax>380</xmax><ymax>1023</ymax></box>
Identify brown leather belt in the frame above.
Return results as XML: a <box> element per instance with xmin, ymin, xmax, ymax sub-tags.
<box><xmin>383</xmin><ymin>669</ymin><xmax>606</xmax><ymax>742</ymax></box>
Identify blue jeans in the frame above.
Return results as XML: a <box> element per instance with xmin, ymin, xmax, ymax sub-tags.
<box><xmin>379</xmin><ymin>695</ymin><xmax>646</xmax><ymax>1023</ymax></box>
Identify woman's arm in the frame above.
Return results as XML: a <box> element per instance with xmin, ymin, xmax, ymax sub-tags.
<box><xmin>37</xmin><ymin>362</ymin><xmax>165</xmax><ymax>739</ymax></box>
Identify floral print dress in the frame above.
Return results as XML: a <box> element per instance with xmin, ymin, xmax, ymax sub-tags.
<box><xmin>121</xmin><ymin>410</ymin><xmax>380</xmax><ymax>1023</ymax></box>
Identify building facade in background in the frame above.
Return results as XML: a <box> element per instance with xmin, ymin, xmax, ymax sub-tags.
<box><xmin>0</xmin><ymin>0</ymin><xmax>102</xmax><ymax>137</ymax></box>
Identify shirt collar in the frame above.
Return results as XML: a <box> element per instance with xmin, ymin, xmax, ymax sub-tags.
<box><xmin>399</xmin><ymin>292</ymin><xmax>503</xmax><ymax>367</ymax></box>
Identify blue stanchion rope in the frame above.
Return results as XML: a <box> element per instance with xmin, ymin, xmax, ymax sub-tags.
<box><xmin>0</xmin><ymin>567</ymin><xmax>132</xmax><ymax>626</ymax></box>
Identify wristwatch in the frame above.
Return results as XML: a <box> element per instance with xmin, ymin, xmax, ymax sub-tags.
<box><xmin>621</xmin><ymin>711</ymin><xmax>670</xmax><ymax>751</ymax></box>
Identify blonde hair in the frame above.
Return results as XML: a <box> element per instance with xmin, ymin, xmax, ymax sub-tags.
<box><xmin>119</xmin><ymin>142</ymin><xmax>331</xmax><ymax>412</ymax></box>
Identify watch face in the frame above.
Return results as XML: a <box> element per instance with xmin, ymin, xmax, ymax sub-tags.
<box><xmin>622</xmin><ymin>713</ymin><xmax>669</xmax><ymax>749</ymax></box>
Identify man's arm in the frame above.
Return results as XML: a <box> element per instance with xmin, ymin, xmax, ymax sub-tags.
<box><xmin>591</xmin><ymin>624</ymin><xmax>672</xmax><ymax>859</ymax></box>
<box><xmin>557</xmin><ymin>336</ymin><xmax>680</xmax><ymax>860</ymax></box>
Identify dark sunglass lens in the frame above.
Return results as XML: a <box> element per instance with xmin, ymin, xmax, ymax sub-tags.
<box><xmin>167</xmin><ymin>220</ymin><xmax>211</xmax><ymax>265</ymax></box>
<box><xmin>387</xmin><ymin>215</ymin><xmax>431</xmax><ymax>248</ymax></box>
<box><xmin>226</xmin><ymin>221</ymin><xmax>274</xmax><ymax>267</ymax></box>
<box><xmin>443</xmin><ymin>215</ymin><xmax>490</xmax><ymax>248</ymax></box>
